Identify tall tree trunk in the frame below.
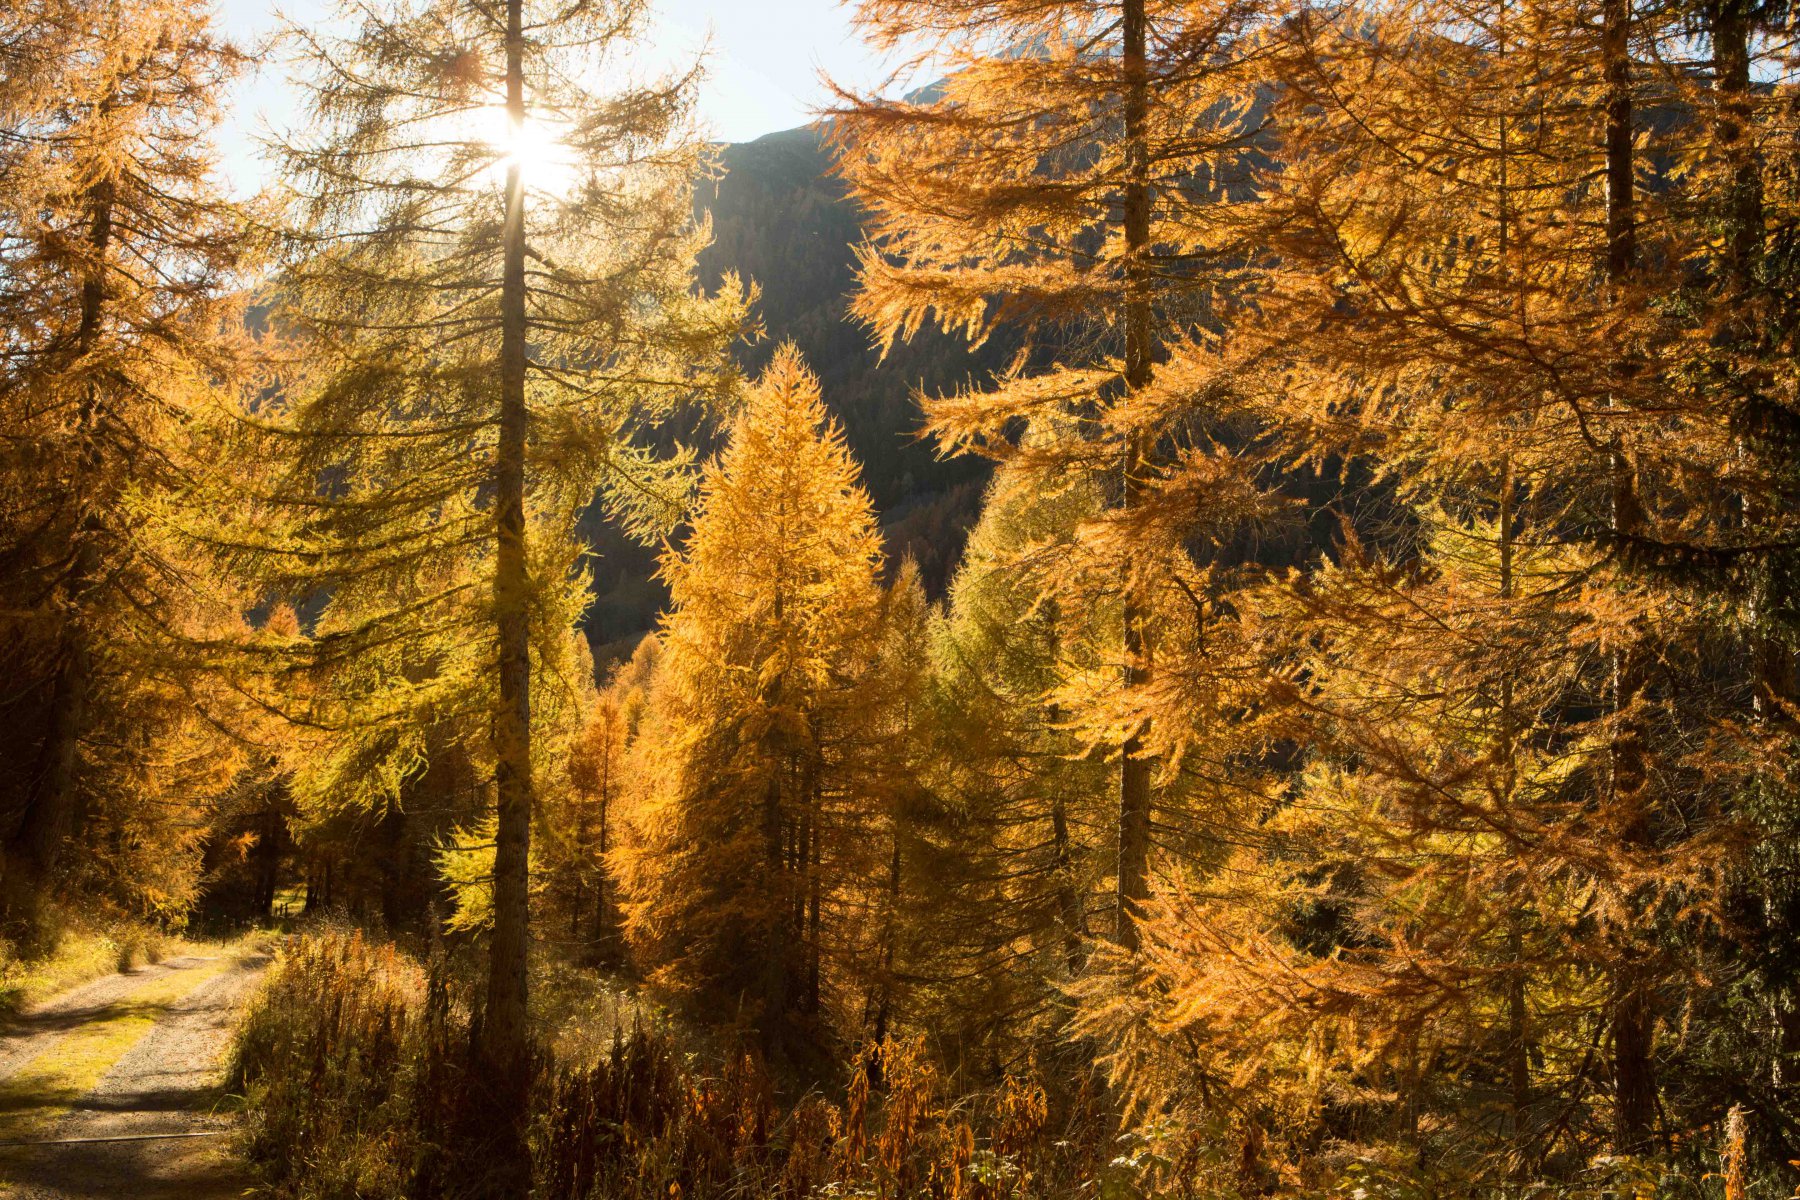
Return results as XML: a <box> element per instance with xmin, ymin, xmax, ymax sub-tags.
<box><xmin>1041</xmin><ymin>603</ymin><xmax>1087</xmax><ymax>973</ymax></box>
<box><xmin>1611</xmin><ymin>967</ymin><xmax>1657</xmax><ymax>1154</ymax></box>
<box><xmin>254</xmin><ymin>797</ymin><xmax>283</xmax><ymax>920</ymax></box>
<box><xmin>23</xmin><ymin>641</ymin><xmax>92</xmax><ymax>881</ymax></box>
<box><xmin>1603</xmin><ymin>0</ymin><xmax>1637</xmax><ymax>284</ymax></box>
<box><xmin>1496</xmin><ymin>458</ymin><xmax>1533</xmax><ymax>1142</ymax></box>
<box><xmin>1596</xmin><ymin>0</ymin><xmax>1660</xmax><ymax>1154</ymax></box>
<box><xmin>1115</xmin><ymin>0</ymin><xmax>1155</xmax><ymax>952</ymax></box>
<box><xmin>478</xmin><ymin>0</ymin><xmax>535</xmax><ymax>1184</ymax></box>
<box><xmin>872</xmin><ymin>828</ymin><xmax>901</xmax><ymax>1048</ymax></box>
<box><xmin>1708</xmin><ymin>0</ymin><xmax>1761</xmax><ymax>290</ymax></box>
<box><xmin>1704</xmin><ymin>0</ymin><xmax>1795</xmax><ymax>1101</ymax></box>
<box><xmin>1608</xmin><ymin>606</ymin><xmax>1661</xmax><ymax>1172</ymax></box>
<box><xmin>12</xmin><ymin>175</ymin><xmax>116</xmax><ymax>891</ymax></box>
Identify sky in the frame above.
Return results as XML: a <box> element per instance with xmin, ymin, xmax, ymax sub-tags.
<box><xmin>214</xmin><ymin>0</ymin><xmax>913</xmax><ymax>195</ymax></box>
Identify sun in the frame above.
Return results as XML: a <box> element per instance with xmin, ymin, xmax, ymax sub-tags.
<box><xmin>477</xmin><ymin>105</ymin><xmax>580</xmax><ymax>199</ymax></box>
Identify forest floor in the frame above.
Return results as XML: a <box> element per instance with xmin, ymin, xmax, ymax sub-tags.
<box><xmin>0</xmin><ymin>944</ymin><xmax>270</xmax><ymax>1199</ymax></box>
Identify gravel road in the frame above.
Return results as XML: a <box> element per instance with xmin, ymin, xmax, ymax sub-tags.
<box><xmin>0</xmin><ymin>950</ymin><xmax>270</xmax><ymax>1199</ymax></box>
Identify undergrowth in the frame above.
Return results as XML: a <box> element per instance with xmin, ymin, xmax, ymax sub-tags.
<box><xmin>0</xmin><ymin>902</ymin><xmax>180</xmax><ymax>1016</ymax></box>
<box><xmin>230</xmin><ymin>932</ymin><xmax>1130</xmax><ymax>1200</ymax></box>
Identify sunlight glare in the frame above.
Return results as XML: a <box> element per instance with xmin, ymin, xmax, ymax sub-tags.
<box><xmin>480</xmin><ymin>105</ymin><xmax>581</xmax><ymax>200</ymax></box>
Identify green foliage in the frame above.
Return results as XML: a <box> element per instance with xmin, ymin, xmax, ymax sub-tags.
<box><xmin>910</xmin><ymin>431</ymin><xmax>1115</xmax><ymax>1059</ymax></box>
<box><xmin>181</xmin><ymin>0</ymin><xmax>748</xmax><ymax>847</ymax></box>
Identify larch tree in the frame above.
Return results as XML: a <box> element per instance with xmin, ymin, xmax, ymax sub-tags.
<box><xmin>834</xmin><ymin>0</ymin><xmax>1276</xmax><ymax>950</ymax></box>
<box><xmin>541</xmin><ymin>640</ymin><xmax>659</xmax><ymax>963</ymax></box>
<box><xmin>1081</xmin><ymin>0</ymin><xmax>1776</xmax><ymax>1173</ymax></box>
<box><xmin>614</xmin><ymin>347</ymin><xmax>889</xmax><ymax>1061</ymax></box>
<box><xmin>1262</xmin><ymin>0</ymin><xmax>1683</xmax><ymax>1142</ymax></box>
<box><xmin>859</xmin><ymin>558</ymin><xmax>934</xmax><ymax>1054</ymax></box>
<box><xmin>1633</xmin><ymin>0</ymin><xmax>1800</xmax><ymax>1150</ymax></box>
<box><xmin>0</xmin><ymin>0</ymin><xmax>256</xmax><ymax>925</ymax></box>
<box><xmin>181</xmin><ymin>0</ymin><xmax>745</xmax><ymax>1178</ymax></box>
<box><xmin>919</xmin><ymin>425</ymin><xmax>1116</xmax><ymax>1059</ymax></box>
<box><xmin>1094</xmin><ymin>510</ymin><xmax>1684</xmax><ymax>1186</ymax></box>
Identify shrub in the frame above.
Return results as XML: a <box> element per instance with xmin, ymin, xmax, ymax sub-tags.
<box><xmin>232</xmin><ymin>933</ymin><xmax>1123</xmax><ymax>1200</ymax></box>
<box><xmin>229</xmin><ymin>931</ymin><xmax>438</xmax><ymax>1199</ymax></box>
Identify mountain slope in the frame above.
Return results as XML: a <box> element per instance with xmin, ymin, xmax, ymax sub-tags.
<box><xmin>583</xmin><ymin>125</ymin><xmax>1010</xmax><ymax>661</ymax></box>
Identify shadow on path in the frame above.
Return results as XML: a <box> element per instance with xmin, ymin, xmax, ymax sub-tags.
<box><xmin>0</xmin><ymin>952</ymin><xmax>269</xmax><ymax>1200</ymax></box>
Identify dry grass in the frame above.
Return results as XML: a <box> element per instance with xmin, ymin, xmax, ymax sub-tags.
<box><xmin>0</xmin><ymin>906</ymin><xmax>190</xmax><ymax>1017</ymax></box>
<box><xmin>231</xmin><ymin>932</ymin><xmax>1125</xmax><ymax>1200</ymax></box>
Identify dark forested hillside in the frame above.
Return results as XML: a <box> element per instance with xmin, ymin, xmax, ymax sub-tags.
<box><xmin>581</xmin><ymin>125</ymin><xmax>1011</xmax><ymax>661</ymax></box>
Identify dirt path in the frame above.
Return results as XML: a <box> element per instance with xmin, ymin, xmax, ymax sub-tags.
<box><xmin>0</xmin><ymin>949</ymin><xmax>270</xmax><ymax>1199</ymax></box>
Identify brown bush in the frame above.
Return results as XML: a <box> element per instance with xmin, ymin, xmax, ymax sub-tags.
<box><xmin>232</xmin><ymin>934</ymin><xmax>1123</xmax><ymax>1200</ymax></box>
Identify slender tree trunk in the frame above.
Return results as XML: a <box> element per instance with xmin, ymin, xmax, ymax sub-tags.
<box><xmin>24</xmin><ymin>642</ymin><xmax>92</xmax><ymax>880</ymax></box>
<box><xmin>1052</xmin><ymin>793</ymin><xmax>1085</xmax><ymax>974</ymax></box>
<box><xmin>1704</xmin><ymin>0</ymin><xmax>1794</xmax><ymax>1101</ymax></box>
<box><xmin>1591</xmin><ymin>0</ymin><xmax>1660</xmax><ymax>1154</ymax></box>
<box><xmin>477</xmin><ymin>0</ymin><xmax>535</xmax><ymax>1183</ymax></box>
<box><xmin>793</xmin><ymin>802</ymin><xmax>806</xmax><ymax>963</ymax></box>
<box><xmin>806</xmin><ymin>766</ymin><xmax>823</xmax><ymax>1017</ymax></box>
<box><xmin>761</xmin><ymin>760</ymin><xmax>788</xmax><ymax>1039</ymax></box>
<box><xmin>1611</xmin><ymin>970</ymin><xmax>1657</xmax><ymax>1153</ymax></box>
<box><xmin>1609</xmin><ymin>520</ymin><xmax>1658</xmax><ymax>1157</ymax></box>
<box><xmin>570</xmin><ymin>787</ymin><xmax>585</xmax><ymax>941</ymax></box>
<box><xmin>1603</xmin><ymin>0</ymin><xmax>1636</xmax><ymax>283</ymax></box>
<box><xmin>254</xmin><ymin>800</ymin><xmax>283</xmax><ymax>919</ymax></box>
<box><xmin>1496</xmin><ymin>459</ymin><xmax>1534</xmax><ymax>1144</ymax></box>
<box><xmin>1041</xmin><ymin>605</ymin><xmax>1086</xmax><ymax>973</ymax></box>
<box><xmin>1505</xmin><ymin>923</ymin><xmax>1530</xmax><ymax>1116</ymax></box>
<box><xmin>378</xmin><ymin>805</ymin><xmax>409</xmax><ymax>932</ymax></box>
<box><xmin>1607</xmin><ymin>386</ymin><xmax>1660</xmax><ymax>1134</ymax></box>
<box><xmin>595</xmin><ymin>747</ymin><xmax>612</xmax><ymax>955</ymax></box>
<box><xmin>1708</xmin><ymin>0</ymin><xmax>1761</xmax><ymax>289</ymax></box>
<box><xmin>12</xmin><ymin>176</ymin><xmax>116</xmax><ymax>891</ymax></box>
<box><xmin>1115</xmin><ymin>0</ymin><xmax>1155</xmax><ymax>952</ymax></box>
<box><xmin>872</xmin><ymin>829</ymin><xmax>901</xmax><ymax>1050</ymax></box>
